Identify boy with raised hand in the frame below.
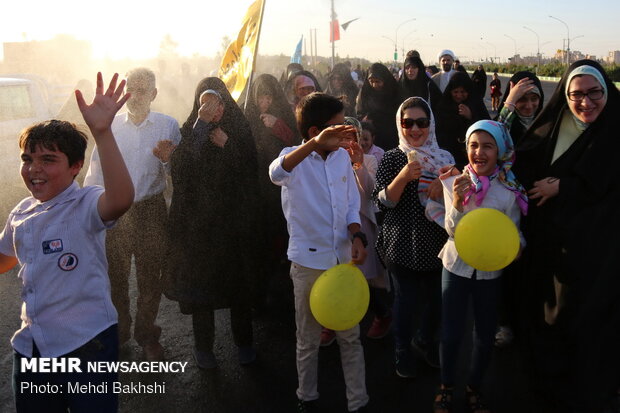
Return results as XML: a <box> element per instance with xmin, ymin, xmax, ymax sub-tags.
<box><xmin>269</xmin><ymin>92</ymin><xmax>370</xmax><ymax>413</ymax></box>
<box><xmin>0</xmin><ymin>73</ymin><xmax>133</xmax><ymax>413</ymax></box>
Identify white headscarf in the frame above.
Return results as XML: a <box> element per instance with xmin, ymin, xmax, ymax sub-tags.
<box><xmin>396</xmin><ymin>97</ymin><xmax>455</xmax><ymax>176</ymax></box>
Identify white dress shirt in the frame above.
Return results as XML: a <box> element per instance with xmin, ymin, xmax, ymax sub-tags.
<box><xmin>0</xmin><ymin>182</ymin><xmax>118</xmax><ymax>357</ymax></box>
<box><xmin>84</xmin><ymin>111</ymin><xmax>181</xmax><ymax>202</ymax></box>
<box><xmin>269</xmin><ymin>146</ymin><xmax>361</xmax><ymax>270</ymax></box>
<box><xmin>438</xmin><ymin>175</ymin><xmax>525</xmax><ymax>280</ymax></box>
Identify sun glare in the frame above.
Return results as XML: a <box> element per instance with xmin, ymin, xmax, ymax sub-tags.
<box><xmin>1</xmin><ymin>0</ymin><xmax>256</xmax><ymax>60</ymax></box>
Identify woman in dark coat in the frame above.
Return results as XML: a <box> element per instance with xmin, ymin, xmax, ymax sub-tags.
<box><xmin>356</xmin><ymin>63</ymin><xmax>401</xmax><ymax>150</ymax></box>
<box><xmin>492</xmin><ymin>71</ymin><xmax>545</xmax><ymax>348</ymax></box>
<box><xmin>515</xmin><ymin>60</ymin><xmax>620</xmax><ymax>413</ymax></box>
<box><xmin>398</xmin><ymin>55</ymin><xmax>442</xmax><ymax>113</ymax></box>
<box><xmin>164</xmin><ymin>77</ymin><xmax>260</xmax><ymax>368</ymax></box>
<box><xmin>325</xmin><ymin>62</ymin><xmax>359</xmax><ymax>116</ymax></box>
<box><xmin>470</xmin><ymin>64</ymin><xmax>487</xmax><ymax>99</ymax></box>
<box><xmin>244</xmin><ymin>73</ymin><xmax>298</xmax><ymax>302</ymax></box>
<box><xmin>435</xmin><ymin>71</ymin><xmax>490</xmax><ymax>168</ymax></box>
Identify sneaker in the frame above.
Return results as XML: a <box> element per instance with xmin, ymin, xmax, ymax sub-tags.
<box><xmin>320</xmin><ymin>328</ymin><xmax>336</xmax><ymax>347</ymax></box>
<box><xmin>192</xmin><ymin>347</ymin><xmax>217</xmax><ymax>370</ymax></box>
<box><xmin>411</xmin><ymin>334</ymin><xmax>440</xmax><ymax>369</ymax></box>
<box><xmin>351</xmin><ymin>404</ymin><xmax>370</xmax><ymax>412</ymax></box>
<box><xmin>297</xmin><ymin>398</ymin><xmax>317</xmax><ymax>413</ymax></box>
<box><xmin>494</xmin><ymin>325</ymin><xmax>514</xmax><ymax>348</ymax></box>
<box><xmin>366</xmin><ymin>313</ymin><xmax>392</xmax><ymax>339</ymax></box>
<box><xmin>395</xmin><ymin>349</ymin><xmax>416</xmax><ymax>378</ymax></box>
<box><xmin>238</xmin><ymin>346</ymin><xmax>257</xmax><ymax>365</ymax></box>
<box><xmin>142</xmin><ymin>341</ymin><xmax>165</xmax><ymax>361</ymax></box>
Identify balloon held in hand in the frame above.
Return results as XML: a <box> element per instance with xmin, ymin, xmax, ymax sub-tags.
<box><xmin>309</xmin><ymin>263</ymin><xmax>370</xmax><ymax>331</ymax></box>
<box><xmin>454</xmin><ymin>208</ymin><xmax>519</xmax><ymax>272</ymax></box>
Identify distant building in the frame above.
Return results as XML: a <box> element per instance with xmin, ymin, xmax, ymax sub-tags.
<box><xmin>605</xmin><ymin>51</ymin><xmax>620</xmax><ymax>65</ymax></box>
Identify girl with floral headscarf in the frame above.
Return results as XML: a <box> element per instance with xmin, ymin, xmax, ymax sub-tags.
<box><xmin>432</xmin><ymin>120</ymin><xmax>526</xmax><ymax>413</ymax></box>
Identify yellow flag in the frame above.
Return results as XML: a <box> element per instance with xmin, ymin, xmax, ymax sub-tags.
<box><xmin>219</xmin><ymin>0</ymin><xmax>265</xmax><ymax>101</ymax></box>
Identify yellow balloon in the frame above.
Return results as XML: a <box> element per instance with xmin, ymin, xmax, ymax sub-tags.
<box><xmin>309</xmin><ymin>263</ymin><xmax>370</xmax><ymax>331</ymax></box>
<box><xmin>454</xmin><ymin>208</ymin><xmax>520</xmax><ymax>272</ymax></box>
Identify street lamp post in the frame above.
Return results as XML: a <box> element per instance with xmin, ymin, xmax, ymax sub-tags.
<box><xmin>395</xmin><ymin>18</ymin><xmax>416</xmax><ymax>65</ymax></box>
<box><xmin>504</xmin><ymin>34</ymin><xmax>517</xmax><ymax>63</ymax></box>
<box><xmin>382</xmin><ymin>35</ymin><xmax>397</xmax><ymax>63</ymax></box>
<box><xmin>523</xmin><ymin>26</ymin><xmax>540</xmax><ymax>74</ymax></box>
<box><xmin>549</xmin><ymin>15</ymin><xmax>570</xmax><ymax>65</ymax></box>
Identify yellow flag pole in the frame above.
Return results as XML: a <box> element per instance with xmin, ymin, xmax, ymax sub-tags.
<box><xmin>243</xmin><ymin>0</ymin><xmax>266</xmax><ymax>111</ymax></box>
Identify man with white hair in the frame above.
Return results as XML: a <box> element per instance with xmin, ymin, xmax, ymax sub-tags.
<box><xmin>431</xmin><ymin>49</ymin><xmax>457</xmax><ymax>92</ymax></box>
<box><xmin>85</xmin><ymin>67</ymin><xmax>181</xmax><ymax>361</ymax></box>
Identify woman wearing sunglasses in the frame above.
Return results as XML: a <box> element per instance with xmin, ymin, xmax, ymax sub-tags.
<box><xmin>372</xmin><ymin>97</ymin><xmax>454</xmax><ymax>378</ymax></box>
<box><xmin>514</xmin><ymin>60</ymin><xmax>620</xmax><ymax>413</ymax></box>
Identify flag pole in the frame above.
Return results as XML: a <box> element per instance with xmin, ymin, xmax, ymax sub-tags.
<box><xmin>330</xmin><ymin>0</ymin><xmax>335</xmax><ymax>70</ymax></box>
<box><xmin>243</xmin><ymin>0</ymin><xmax>267</xmax><ymax>111</ymax></box>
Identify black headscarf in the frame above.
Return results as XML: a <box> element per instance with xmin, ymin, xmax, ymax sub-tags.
<box><xmin>245</xmin><ymin>73</ymin><xmax>298</xmax><ymax>139</ymax></box>
<box><xmin>435</xmin><ymin>71</ymin><xmax>490</xmax><ymax>167</ymax></box>
<box><xmin>495</xmin><ymin>71</ymin><xmax>544</xmax><ymax>145</ymax></box>
<box><xmin>515</xmin><ymin>60</ymin><xmax>620</xmax><ymax>412</ymax></box>
<box><xmin>356</xmin><ymin>63</ymin><xmax>401</xmax><ymax>150</ymax></box>
<box><xmin>180</xmin><ymin>77</ymin><xmax>252</xmax><ymax>140</ymax></box>
<box><xmin>325</xmin><ymin>62</ymin><xmax>359</xmax><ymax>116</ymax></box>
<box><xmin>398</xmin><ymin>55</ymin><xmax>442</xmax><ymax>111</ymax></box>
<box><xmin>279</xmin><ymin>62</ymin><xmax>304</xmax><ymax>87</ymax></box>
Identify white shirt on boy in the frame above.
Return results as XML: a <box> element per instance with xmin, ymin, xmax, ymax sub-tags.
<box><xmin>269</xmin><ymin>146</ymin><xmax>361</xmax><ymax>270</ymax></box>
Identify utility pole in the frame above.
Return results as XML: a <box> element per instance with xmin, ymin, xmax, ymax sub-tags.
<box><xmin>331</xmin><ymin>0</ymin><xmax>336</xmax><ymax>69</ymax></box>
<box><xmin>549</xmin><ymin>15</ymin><xmax>570</xmax><ymax>65</ymax></box>
<box><xmin>523</xmin><ymin>26</ymin><xmax>540</xmax><ymax>74</ymax></box>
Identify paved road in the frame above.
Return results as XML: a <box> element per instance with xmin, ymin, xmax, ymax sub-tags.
<box><xmin>1</xmin><ymin>263</ymin><xmax>536</xmax><ymax>413</ymax></box>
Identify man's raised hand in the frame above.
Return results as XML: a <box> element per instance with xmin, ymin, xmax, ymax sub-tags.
<box><xmin>76</xmin><ymin>72</ymin><xmax>131</xmax><ymax>136</ymax></box>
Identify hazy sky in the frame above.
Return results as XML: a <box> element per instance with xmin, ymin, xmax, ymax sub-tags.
<box><xmin>2</xmin><ymin>0</ymin><xmax>618</xmax><ymax>65</ymax></box>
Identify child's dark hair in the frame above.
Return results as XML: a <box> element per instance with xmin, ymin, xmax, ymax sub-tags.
<box><xmin>360</xmin><ymin>121</ymin><xmax>376</xmax><ymax>137</ymax></box>
<box><xmin>296</xmin><ymin>92</ymin><xmax>344</xmax><ymax>140</ymax></box>
<box><xmin>19</xmin><ymin>120</ymin><xmax>88</xmax><ymax>167</ymax></box>
<box><xmin>400</xmin><ymin>97</ymin><xmax>431</xmax><ymax>119</ymax></box>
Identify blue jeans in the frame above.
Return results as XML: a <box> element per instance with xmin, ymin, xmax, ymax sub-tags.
<box><xmin>388</xmin><ymin>261</ymin><xmax>442</xmax><ymax>352</ymax></box>
<box><xmin>13</xmin><ymin>324</ymin><xmax>119</xmax><ymax>413</ymax></box>
<box><xmin>440</xmin><ymin>268</ymin><xmax>500</xmax><ymax>388</ymax></box>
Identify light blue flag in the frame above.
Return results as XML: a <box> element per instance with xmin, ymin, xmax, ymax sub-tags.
<box><xmin>291</xmin><ymin>36</ymin><xmax>303</xmax><ymax>64</ymax></box>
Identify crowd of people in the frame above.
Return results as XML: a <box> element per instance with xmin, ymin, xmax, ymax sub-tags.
<box><xmin>0</xmin><ymin>50</ymin><xmax>618</xmax><ymax>413</ymax></box>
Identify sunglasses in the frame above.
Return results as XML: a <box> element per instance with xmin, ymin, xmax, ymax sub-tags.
<box><xmin>400</xmin><ymin>117</ymin><xmax>430</xmax><ymax>129</ymax></box>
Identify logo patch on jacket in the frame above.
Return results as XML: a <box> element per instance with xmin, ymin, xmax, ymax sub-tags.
<box><xmin>58</xmin><ymin>253</ymin><xmax>78</xmax><ymax>271</ymax></box>
<box><xmin>42</xmin><ymin>239</ymin><xmax>63</xmax><ymax>254</ymax></box>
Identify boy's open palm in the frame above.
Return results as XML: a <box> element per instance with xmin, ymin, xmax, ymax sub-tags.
<box><xmin>315</xmin><ymin>125</ymin><xmax>356</xmax><ymax>151</ymax></box>
<box><xmin>75</xmin><ymin>72</ymin><xmax>130</xmax><ymax>135</ymax></box>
